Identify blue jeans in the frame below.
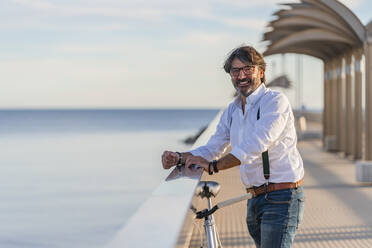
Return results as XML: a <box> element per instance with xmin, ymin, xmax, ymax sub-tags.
<box><xmin>246</xmin><ymin>186</ymin><xmax>305</xmax><ymax>248</ymax></box>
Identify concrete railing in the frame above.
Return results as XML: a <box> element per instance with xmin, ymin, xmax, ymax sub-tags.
<box><xmin>104</xmin><ymin>110</ymin><xmax>224</xmax><ymax>248</ymax></box>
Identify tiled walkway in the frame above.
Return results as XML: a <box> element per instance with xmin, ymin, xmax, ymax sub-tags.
<box><xmin>189</xmin><ymin>139</ymin><xmax>372</xmax><ymax>247</ymax></box>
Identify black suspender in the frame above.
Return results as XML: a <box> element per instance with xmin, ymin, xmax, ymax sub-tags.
<box><xmin>257</xmin><ymin>108</ymin><xmax>270</xmax><ymax>180</ymax></box>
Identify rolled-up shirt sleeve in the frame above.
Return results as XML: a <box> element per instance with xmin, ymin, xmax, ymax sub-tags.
<box><xmin>230</xmin><ymin>93</ymin><xmax>290</xmax><ymax>164</ymax></box>
<box><xmin>189</xmin><ymin>107</ymin><xmax>231</xmax><ymax>161</ymax></box>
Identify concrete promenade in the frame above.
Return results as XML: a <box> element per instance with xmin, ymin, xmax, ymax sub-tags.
<box><xmin>189</xmin><ymin>125</ymin><xmax>372</xmax><ymax>247</ymax></box>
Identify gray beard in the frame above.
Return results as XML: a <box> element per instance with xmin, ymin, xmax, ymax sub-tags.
<box><xmin>237</xmin><ymin>87</ymin><xmax>253</xmax><ymax>98</ymax></box>
<box><xmin>235</xmin><ymin>79</ymin><xmax>260</xmax><ymax>97</ymax></box>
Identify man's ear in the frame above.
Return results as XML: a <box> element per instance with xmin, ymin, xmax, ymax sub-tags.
<box><xmin>260</xmin><ymin>70</ymin><xmax>264</xmax><ymax>77</ymax></box>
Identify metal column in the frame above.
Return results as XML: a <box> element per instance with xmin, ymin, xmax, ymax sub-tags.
<box><xmin>365</xmin><ymin>41</ymin><xmax>372</xmax><ymax>160</ymax></box>
<box><xmin>336</xmin><ymin>59</ymin><xmax>344</xmax><ymax>152</ymax></box>
<box><xmin>354</xmin><ymin>49</ymin><xmax>363</xmax><ymax>160</ymax></box>
<box><xmin>323</xmin><ymin>62</ymin><xmax>329</xmax><ymax>145</ymax></box>
<box><xmin>345</xmin><ymin>54</ymin><xmax>353</xmax><ymax>156</ymax></box>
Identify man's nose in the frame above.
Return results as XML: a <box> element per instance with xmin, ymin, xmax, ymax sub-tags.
<box><xmin>238</xmin><ymin>69</ymin><xmax>246</xmax><ymax>79</ymax></box>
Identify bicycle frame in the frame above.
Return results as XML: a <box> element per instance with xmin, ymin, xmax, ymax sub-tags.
<box><xmin>204</xmin><ymin>196</ymin><xmax>219</xmax><ymax>248</ymax></box>
<box><xmin>195</xmin><ymin>181</ymin><xmax>252</xmax><ymax>248</ymax></box>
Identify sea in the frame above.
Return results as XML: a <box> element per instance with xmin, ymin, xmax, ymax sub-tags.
<box><xmin>0</xmin><ymin>109</ymin><xmax>219</xmax><ymax>248</ymax></box>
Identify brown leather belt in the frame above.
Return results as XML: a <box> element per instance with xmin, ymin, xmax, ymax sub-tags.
<box><xmin>246</xmin><ymin>179</ymin><xmax>303</xmax><ymax>197</ymax></box>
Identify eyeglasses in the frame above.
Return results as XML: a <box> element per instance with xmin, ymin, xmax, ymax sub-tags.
<box><xmin>230</xmin><ymin>65</ymin><xmax>256</xmax><ymax>77</ymax></box>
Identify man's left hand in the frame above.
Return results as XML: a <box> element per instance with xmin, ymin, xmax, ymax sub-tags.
<box><xmin>185</xmin><ymin>156</ymin><xmax>209</xmax><ymax>172</ymax></box>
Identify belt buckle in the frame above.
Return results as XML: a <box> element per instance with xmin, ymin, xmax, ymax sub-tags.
<box><xmin>264</xmin><ymin>180</ymin><xmax>269</xmax><ymax>194</ymax></box>
<box><xmin>247</xmin><ymin>188</ymin><xmax>256</xmax><ymax>197</ymax></box>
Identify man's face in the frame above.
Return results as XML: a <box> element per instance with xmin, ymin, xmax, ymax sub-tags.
<box><xmin>230</xmin><ymin>58</ymin><xmax>263</xmax><ymax>98</ymax></box>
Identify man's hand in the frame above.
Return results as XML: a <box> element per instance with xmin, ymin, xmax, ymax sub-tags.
<box><xmin>185</xmin><ymin>155</ymin><xmax>209</xmax><ymax>172</ymax></box>
<box><xmin>161</xmin><ymin>151</ymin><xmax>179</xmax><ymax>169</ymax></box>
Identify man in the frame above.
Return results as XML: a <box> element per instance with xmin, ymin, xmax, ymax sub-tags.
<box><xmin>162</xmin><ymin>45</ymin><xmax>304</xmax><ymax>248</ymax></box>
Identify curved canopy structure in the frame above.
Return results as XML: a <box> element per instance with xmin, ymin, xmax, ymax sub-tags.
<box><xmin>263</xmin><ymin>0</ymin><xmax>366</xmax><ymax>61</ymax></box>
<box><xmin>263</xmin><ymin>0</ymin><xmax>372</xmax><ymax>161</ymax></box>
<box><xmin>367</xmin><ymin>20</ymin><xmax>372</xmax><ymax>40</ymax></box>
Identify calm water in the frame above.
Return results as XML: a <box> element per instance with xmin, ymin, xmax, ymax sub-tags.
<box><xmin>0</xmin><ymin>109</ymin><xmax>218</xmax><ymax>248</ymax></box>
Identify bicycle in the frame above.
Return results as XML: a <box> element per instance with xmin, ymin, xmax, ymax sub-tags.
<box><xmin>194</xmin><ymin>181</ymin><xmax>252</xmax><ymax>248</ymax></box>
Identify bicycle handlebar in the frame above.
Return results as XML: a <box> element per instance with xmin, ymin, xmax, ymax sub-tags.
<box><xmin>196</xmin><ymin>205</ymin><xmax>218</xmax><ymax>219</ymax></box>
<box><xmin>195</xmin><ymin>193</ymin><xmax>252</xmax><ymax>219</ymax></box>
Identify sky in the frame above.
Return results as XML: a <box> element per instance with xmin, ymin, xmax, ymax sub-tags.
<box><xmin>1</xmin><ymin>0</ymin><xmax>371</xmax><ymax>109</ymax></box>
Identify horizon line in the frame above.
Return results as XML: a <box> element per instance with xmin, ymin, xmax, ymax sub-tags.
<box><xmin>0</xmin><ymin>106</ymin><xmax>224</xmax><ymax>110</ymax></box>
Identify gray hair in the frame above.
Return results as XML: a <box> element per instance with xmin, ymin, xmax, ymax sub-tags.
<box><xmin>223</xmin><ymin>45</ymin><xmax>266</xmax><ymax>84</ymax></box>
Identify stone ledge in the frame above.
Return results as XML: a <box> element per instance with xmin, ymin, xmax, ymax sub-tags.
<box><xmin>324</xmin><ymin>135</ymin><xmax>337</xmax><ymax>152</ymax></box>
<box><xmin>356</xmin><ymin>161</ymin><xmax>372</xmax><ymax>182</ymax></box>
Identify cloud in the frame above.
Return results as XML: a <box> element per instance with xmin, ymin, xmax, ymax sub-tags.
<box><xmin>3</xmin><ymin>0</ymin><xmax>272</xmax><ymax>36</ymax></box>
<box><xmin>53</xmin><ymin>43</ymin><xmax>129</xmax><ymax>54</ymax></box>
<box><xmin>216</xmin><ymin>0</ymin><xmax>366</xmax><ymax>10</ymax></box>
<box><xmin>215</xmin><ymin>0</ymin><xmax>295</xmax><ymax>8</ymax></box>
<box><xmin>10</xmin><ymin>0</ymin><xmax>165</xmax><ymax>21</ymax></box>
<box><xmin>221</xmin><ymin>17</ymin><xmax>267</xmax><ymax>30</ymax></box>
<box><xmin>12</xmin><ymin>0</ymin><xmax>55</xmax><ymax>10</ymax></box>
<box><xmin>0</xmin><ymin>58</ymin><xmax>129</xmax><ymax>85</ymax></box>
<box><xmin>179</xmin><ymin>32</ymin><xmax>233</xmax><ymax>48</ymax></box>
<box><xmin>0</xmin><ymin>0</ymin><xmax>327</xmax><ymax>108</ymax></box>
<box><xmin>8</xmin><ymin>0</ymin><xmax>216</xmax><ymax>23</ymax></box>
<box><xmin>8</xmin><ymin>0</ymin><xmax>269</xmax><ymax>24</ymax></box>
<box><xmin>339</xmin><ymin>0</ymin><xmax>365</xmax><ymax>9</ymax></box>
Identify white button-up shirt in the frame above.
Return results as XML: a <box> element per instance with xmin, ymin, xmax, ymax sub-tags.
<box><xmin>190</xmin><ymin>84</ymin><xmax>304</xmax><ymax>187</ymax></box>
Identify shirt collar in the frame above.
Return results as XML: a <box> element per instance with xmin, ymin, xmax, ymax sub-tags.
<box><xmin>233</xmin><ymin>83</ymin><xmax>267</xmax><ymax>109</ymax></box>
